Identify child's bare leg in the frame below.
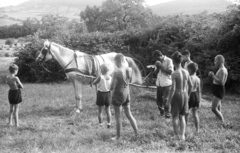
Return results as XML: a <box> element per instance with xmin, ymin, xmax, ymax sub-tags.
<box><xmin>179</xmin><ymin>115</ymin><xmax>186</xmax><ymax>140</ymax></box>
<box><xmin>192</xmin><ymin>108</ymin><xmax>199</xmax><ymax>133</ymax></box>
<box><xmin>13</xmin><ymin>104</ymin><xmax>19</xmax><ymax>127</ymax></box>
<box><xmin>217</xmin><ymin>102</ymin><xmax>221</xmax><ymax>112</ymax></box>
<box><xmin>123</xmin><ymin>104</ymin><xmax>138</xmax><ymax>137</ymax></box>
<box><xmin>8</xmin><ymin>104</ymin><xmax>14</xmax><ymax>126</ymax></box>
<box><xmin>105</xmin><ymin>106</ymin><xmax>111</xmax><ymax>127</ymax></box>
<box><xmin>98</xmin><ymin>106</ymin><xmax>103</xmax><ymax>124</ymax></box>
<box><xmin>172</xmin><ymin>114</ymin><xmax>179</xmax><ymax>138</ymax></box>
<box><xmin>113</xmin><ymin>105</ymin><xmax>122</xmax><ymax>139</ymax></box>
<box><xmin>185</xmin><ymin>112</ymin><xmax>189</xmax><ymax>132</ymax></box>
<box><xmin>211</xmin><ymin>96</ymin><xmax>224</xmax><ymax>122</ymax></box>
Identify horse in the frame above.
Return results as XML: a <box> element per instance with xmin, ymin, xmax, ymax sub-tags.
<box><xmin>35</xmin><ymin>40</ymin><xmax>142</xmax><ymax>114</ymax></box>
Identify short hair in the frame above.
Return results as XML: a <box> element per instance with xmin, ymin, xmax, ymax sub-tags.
<box><xmin>182</xmin><ymin>50</ymin><xmax>190</xmax><ymax>56</ymax></box>
<box><xmin>9</xmin><ymin>64</ymin><xmax>19</xmax><ymax>73</ymax></box>
<box><xmin>172</xmin><ymin>51</ymin><xmax>182</xmax><ymax>64</ymax></box>
<box><xmin>100</xmin><ymin>63</ymin><xmax>110</xmax><ymax>75</ymax></box>
<box><xmin>187</xmin><ymin>62</ymin><xmax>198</xmax><ymax>75</ymax></box>
<box><xmin>215</xmin><ymin>55</ymin><xmax>225</xmax><ymax>63</ymax></box>
<box><xmin>153</xmin><ymin>50</ymin><xmax>163</xmax><ymax>57</ymax></box>
<box><xmin>114</xmin><ymin>53</ymin><xmax>124</xmax><ymax>63</ymax></box>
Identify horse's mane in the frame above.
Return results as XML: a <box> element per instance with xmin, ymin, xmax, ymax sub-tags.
<box><xmin>52</xmin><ymin>43</ymin><xmax>76</xmax><ymax>55</ymax></box>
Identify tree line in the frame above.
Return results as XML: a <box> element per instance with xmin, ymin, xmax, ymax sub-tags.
<box><xmin>1</xmin><ymin>0</ymin><xmax>239</xmax><ymax>92</ymax></box>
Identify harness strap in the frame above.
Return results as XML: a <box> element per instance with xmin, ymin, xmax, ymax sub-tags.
<box><xmin>64</xmin><ymin>68</ymin><xmax>87</xmax><ymax>74</ymax></box>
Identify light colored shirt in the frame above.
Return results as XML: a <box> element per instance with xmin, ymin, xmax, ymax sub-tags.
<box><xmin>156</xmin><ymin>56</ymin><xmax>173</xmax><ymax>87</ymax></box>
<box><xmin>98</xmin><ymin>75</ymin><xmax>112</xmax><ymax>92</ymax></box>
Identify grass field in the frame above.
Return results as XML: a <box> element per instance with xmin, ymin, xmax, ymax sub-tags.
<box><xmin>0</xmin><ymin>19</ymin><xmax>21</xmax><ymax>26</ymax></box>
<box><xmin>0</xmin><ymin>83</ymin><xmax>239</xmax><ymax>153</ymax></box>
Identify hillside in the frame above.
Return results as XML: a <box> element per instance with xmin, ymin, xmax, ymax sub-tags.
<box><xmin>0</xmin><ymin>0</ymin><xmax>234</xmax><ymax>26</ymax></box>
<box><xmin>150</xmin><ymin>0</ymin><xmax>232</xmax><ymax>16</ymax></box>
<box><xmin>0</xmin><ymin>0</ymin><xmax>105</xmax><ymax>25</ymax></box>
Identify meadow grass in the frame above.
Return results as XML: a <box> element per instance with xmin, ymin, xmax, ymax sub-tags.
<box><xmin>0</xmin><ymin>83</ymin><xmax>239</xmax><ymax>153</ymax></box>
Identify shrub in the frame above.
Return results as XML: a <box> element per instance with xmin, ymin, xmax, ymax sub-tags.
<box><xmin>4</xmin><ymin>53</ymin><xmax>10</xmax><ymax>57</ymax></box>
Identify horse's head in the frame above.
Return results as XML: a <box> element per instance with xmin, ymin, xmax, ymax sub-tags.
<box><xmin>35</xmin><ymin>40</ymin><xmax>53</xmax><ymax>62</ymax></box>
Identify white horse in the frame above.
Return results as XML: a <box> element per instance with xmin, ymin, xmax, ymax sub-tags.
<box><xmin>35</xmin><ymin>40</ymin><xmax>142</xmax><ymax>113</ymax></box>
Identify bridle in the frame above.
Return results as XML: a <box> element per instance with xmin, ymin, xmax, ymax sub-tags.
<box><xmin>39</xmin><ymin>42</ymin><xmax>75</xmax><ymax>73</ymax></box>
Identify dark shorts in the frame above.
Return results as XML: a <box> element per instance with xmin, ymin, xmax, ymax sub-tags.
<box><xmin>212</xmin><ymin>84</ymin><xmax>225</xmax><ymax>99</ymax></box>
<box><xmin>96</xmin><ymin>91</ymin><xmax>111</xmax><ymax>107</ymax></box>
<box><xmin>8</xmin><ymin>89</ymin><xmax>22</xmax><ymax>105</ymax></box>
<box><xmin>189</xmin><ymin>91</ymin><xmax>200</xmax><ymax>109</ymax></box>
<box><xmin>112</xmin><ymin>88</ymin><xmax>130</xmax><ymax>107</ymax></box>
<box><xmin>171</xmin><ymin>91</ymin><xmax>188</xmax><ymax>116</ymax></box>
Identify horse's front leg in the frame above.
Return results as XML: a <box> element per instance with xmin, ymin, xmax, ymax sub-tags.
<box><xmin>72</xmin><ymin>80</ymin><xmax>83</xmax><ymax>113</ymax></box>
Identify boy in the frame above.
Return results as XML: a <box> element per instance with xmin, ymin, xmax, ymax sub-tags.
<box><xmin>208</xmin><ymin>55</ymin><xmax>228</xmax><ymax>123</ymax></box>
<box><xmin>6</xmin><ymin>64</ymin><xmax>23</xmax><ymax>127</ymax></box>
<box><xmin>93</xmin><ymin>63</ymin><xmax>112</xmax><ymax>128</ymax></box>
<box><xmin>110</xmin><ymin>53</ymin><xmax>138</xmax><ymax>140</ymax></box>
<box><xmin>186</xmin><ymin>62</ymin><xmax>201</xmax><ymax>133</ymax></box>
<box><xmin>167</xmin><ymin>51</ymin><xmax>192</xmax><ymax>140</ymax></box>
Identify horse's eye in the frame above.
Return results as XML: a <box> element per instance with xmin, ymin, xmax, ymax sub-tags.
<box><xmin>42</xmin><ymin>48</ymin><xmax>48</xmax><ymax>55</ymax></box>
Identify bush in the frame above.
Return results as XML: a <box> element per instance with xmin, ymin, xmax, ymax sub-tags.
<box><xmin>4</xmin><ymin>53</ymin><xmax>10</xmax><ymax>57</ymax></box>
<box><xmin>14</xmin><ymin>34</ymin><xmax>65</xmax><ymax>83</ymax></box>
<box><xmin>5</xmin><ymin>38</ymin><xmax>15</xmax><ymax>46</ymax></box>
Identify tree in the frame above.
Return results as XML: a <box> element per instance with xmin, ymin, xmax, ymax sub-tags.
<box><xmin>80</xmin><ymin>0</ymin><xmax>153</xmax><ymax>32</ymax></box>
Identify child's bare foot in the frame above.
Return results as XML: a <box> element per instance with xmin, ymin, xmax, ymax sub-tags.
<box><xmin>111</xmin><ymin>136</ymin><xmax>120</xmax><ymax>141</ymax></box>
<box><xmin>7</xmin><ymin>123</ymin><xmax>13</xmax><ymax>127</ymax></box>
<box><xmin>15</xmin><ymin>124</ymin><xmax>19</xmax><ymax>127</ymax></box>
<box><xmin>180</xmin><ymin>135</ymin><xmax>185</xmax><ymax>141</ymax></box>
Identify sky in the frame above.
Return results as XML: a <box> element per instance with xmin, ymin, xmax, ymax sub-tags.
<box><xmin>0</xmin><ymin>0</ymin><xmax>175</xmax><ymax>8</ymax></box>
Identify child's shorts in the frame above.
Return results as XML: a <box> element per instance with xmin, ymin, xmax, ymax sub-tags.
<box><xmin>171</xmin><ymin>91</ymin><xmax>189</xmax><ymax>116</ymax></box>
<box><xmin>212</xmin><ymin>84</ymin><xmax>225</xmax><ymax>99</ymax></box>
<box><xmin>8</xmin><ymin>89</ymin><xmax>22</xmax><ymax>105</ymax></box>
<box><xmin>96</xmin><ymin>91</ymin><xmax>111</xmax><ymax>107</ymax></box>
<box><xmin>189</xmin><ymin>91</ymin><xmax>200</xmax><ymax>109</ymax></box>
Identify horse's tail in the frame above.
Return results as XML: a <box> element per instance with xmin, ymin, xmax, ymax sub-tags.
<box><xmin>126</xmin><ymin>57</ymin><xmax>142</xmax><ymax>84</ymax></box>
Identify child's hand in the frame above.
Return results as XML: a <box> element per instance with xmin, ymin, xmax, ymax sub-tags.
<box><xmin>208</xmin><ymin>71</ymin><xmax>214</xmax><ymax>78</ymax></box>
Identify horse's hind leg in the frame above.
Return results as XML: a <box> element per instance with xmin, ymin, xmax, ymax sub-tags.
<box><xmin>72</xmin><ymin>80</ymin><xmax>83</xmax><ymax>113</ymax></box>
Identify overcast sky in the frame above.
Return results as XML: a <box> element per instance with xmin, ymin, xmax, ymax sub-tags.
<box><xmin>0</xmin><ymin>0</ymin><xmax>175</xmax><ymax>8</ymax></box>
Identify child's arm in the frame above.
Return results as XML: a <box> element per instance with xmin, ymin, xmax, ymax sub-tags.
<box><xmin>92</xmin><ymin>76</ymin><xmax>101</xmax><ymax>85</ymax></box>
<box><xmin>187</xmin><ymin>74</ymin><xmax>193</xmax><ymax>96</ymax></box>
<box><xmin>167</xmin><ymin>74</ymin><xmax>175</xmax><ymax>105</ymax></box>
<box><xmin>211</xmin><ymin>69</ymin><xmax>225</xmax><ymax>84</ymax></box>
<box><xmin>16</xmin><ymin>77</ymin><xmax>23</xmax><ymax>89</ymax></box>
<box><xmin>110</xmin><ymin>72</ymin><xmax>117</xmax><ymax>91</ymax></box>
<box><xmin>126</xmin><ymin>67</ymin><xmax>132</xmax><ymax>82</ymax></box>
<box><xmin>197</xmin><ymin>77</ymin><xmax>201</xmax><ymax>103</ymax></box>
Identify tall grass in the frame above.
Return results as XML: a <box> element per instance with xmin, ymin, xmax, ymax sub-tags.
<box><xmin>0</xmin><ymin>83</ymin><xmax>239</xmax><ymax>153</ymax></box>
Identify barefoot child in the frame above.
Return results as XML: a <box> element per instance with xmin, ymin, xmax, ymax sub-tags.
<box><xmin>93</xmin><ymin>63</ymin><xmax>112</xmax><ymax>128</ymax></box>
<box><xmin>110</xmin><ymin>53</ymin><xmax>138</xmax><ymax>140</ymax></box>
<box><xmin>167</xmin><ymin>51</ymin><xmax>192</xmax><ymax>140</ymax></box>
<box><xmin>208</xmin><ymin>55</ymin><xmax>228</xmax><ymax>123</ymax></box>
<box><xmin>6</xmin><ymin>64</ymin><xmax>23</xmax><ymax>127</ymax></box>
<box><xmin>186</xmin><ymin>62</ymin><xmax>201</xmax><ymax>133</ymax></box>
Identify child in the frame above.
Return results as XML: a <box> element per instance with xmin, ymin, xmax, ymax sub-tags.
<box><xmin>6</xmin><ymin>64</ymin><xmax>23</xmax><ymax>127</ymax></box>
<box><xmin>186</xmin><ymin>62</ymin><xmax>201</xmax><ymax>133</ymax></box>
<box><xmin>167</xmin><ymin>51</ymin><xmax>192</xmax><ymax>140</ymax></box>
<box><xmin>208</xmin><ymin>55</ymin><xmax>228</xmax><ymax>123</ymax></box>
<box><xmin>110</xmin><ymin>53</ymin><xmax>138</xmax><ymax>140</ymax></box>
<box><xmin>93</xmin><ymin>63</ymin><xmax>112</xmax><ymax>128</ymax></box>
